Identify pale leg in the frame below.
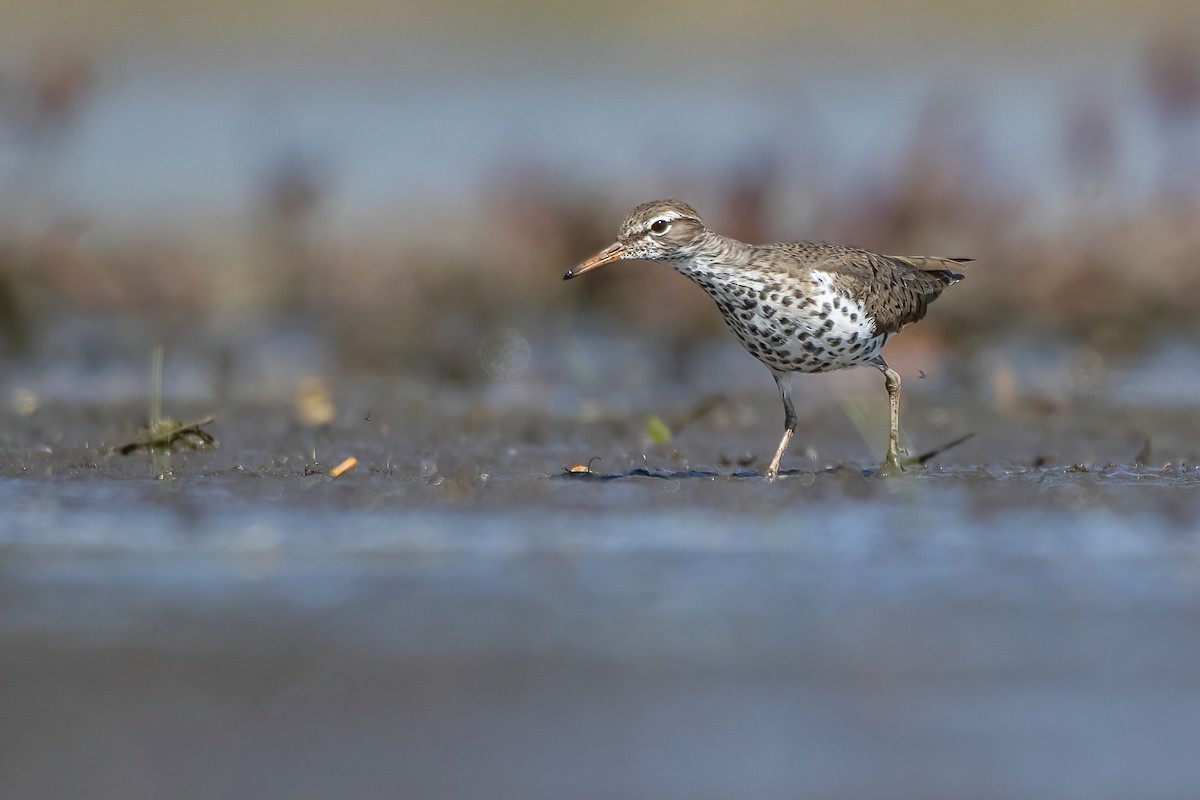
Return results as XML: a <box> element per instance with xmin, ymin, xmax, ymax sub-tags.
<box><xmin>766</xmin><ymin>372</ymin><xmax>796</xmax><ymax>481</ymax></box>
<box><xmin>873</xmin><ymin>358</ymin><xmax>904</xmax><ymax>475</ymax></box>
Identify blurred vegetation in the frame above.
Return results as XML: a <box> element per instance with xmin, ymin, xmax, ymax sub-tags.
<box><xmin>0</xmin><ymin>14</ymin><xmax>1198</xmax><ymax>384</ymax></box>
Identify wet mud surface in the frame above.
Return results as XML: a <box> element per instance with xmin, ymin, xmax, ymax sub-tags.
<box><xmin>4</xmin><ymin>329</ymin><xmax>1200</xmax><ymax>799</ymax></box>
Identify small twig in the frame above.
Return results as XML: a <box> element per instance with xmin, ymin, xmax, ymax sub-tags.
<box><xmin>908</xmin><ymin>432</ymin><xmax>976</xmax><ymax>465</ymax></box>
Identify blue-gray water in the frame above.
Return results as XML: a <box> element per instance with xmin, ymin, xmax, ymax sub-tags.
<box><xmin>3</xmin><ymin>318</ymin><xmax>1200</xmax><ymax>798</ymax></box>
<box><xmin>4</xmin><ymin>473</ymin><xmax>1200</xmax><ymax>799</ymax></box>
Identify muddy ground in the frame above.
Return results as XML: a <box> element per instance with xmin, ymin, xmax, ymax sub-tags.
<box><xmin>2</xmin><ymin>320</ymin><xmax>1200</xmax><ymax>799</ymax></box>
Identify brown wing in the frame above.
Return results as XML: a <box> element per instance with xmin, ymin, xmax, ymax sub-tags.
<box><xmin>760</xmin><ymin>242</ymin><xmax>969</xmax><ymax>335</ymax></box>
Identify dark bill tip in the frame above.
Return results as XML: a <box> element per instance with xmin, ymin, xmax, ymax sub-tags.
<box><xmin>563</xmin><ymin>242</ymin><xmax>626</xmax><ymax>283</ymax></box>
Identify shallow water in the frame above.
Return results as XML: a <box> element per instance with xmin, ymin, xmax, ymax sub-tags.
<box><xmin>3</xmin><ymin>322</ymin><xmax>1200</xmax><ymax>799</ymax></box>
<box><xmin>5</xmin><ymin>473</ymin><xmax>1200</xmax><ymax>799</ymax></box>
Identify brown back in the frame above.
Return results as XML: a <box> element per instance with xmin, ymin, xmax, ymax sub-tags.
<box><xmin>759</xmin><ymin>242</ymin><xmax>968</xmax><ymax>335</ymax></box>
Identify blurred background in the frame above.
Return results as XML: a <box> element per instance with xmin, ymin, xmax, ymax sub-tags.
<box><xmin>0</xmin><ymin>0</ymin><xmax>1199</xmax><ymax>390</ymax></box>
<box><xmin>7</xmin><ymin>3</ymin><xmax>1200</xmax><ymax>800</ymax></box>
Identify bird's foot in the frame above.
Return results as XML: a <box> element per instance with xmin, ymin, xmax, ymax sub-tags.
<box><xmin>874</xmin><ymin>450</ymin><xmax>906</xmax><ymax>478</ymax></box>
<box><xmin>764</xmin><ymin>454</ymin><xmax>787</xmax><ymax>482</ymax></box>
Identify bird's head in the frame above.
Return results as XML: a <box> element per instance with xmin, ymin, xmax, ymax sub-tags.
<box><xmin>563</xmin><ymin>199</ymin><xmax>705</xmax><ymax>280</ymax></box>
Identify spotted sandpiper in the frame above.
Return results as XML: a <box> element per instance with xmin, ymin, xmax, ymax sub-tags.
<box><xmin>564</xmin><ymin>199</ymin><xmax>969</xmax><ymax>478</ymax></box>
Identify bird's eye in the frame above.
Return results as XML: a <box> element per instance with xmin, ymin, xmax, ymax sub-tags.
<box><xmin>650</xmin><ymin>219</ymin><xmax>670</xmax><ymax>235</ymax></box>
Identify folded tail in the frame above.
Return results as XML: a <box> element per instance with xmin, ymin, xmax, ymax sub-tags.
<box><xmin>891</xmin><ymin>255</ymin><xmax>972</xmax><ymax>284</ymax></box>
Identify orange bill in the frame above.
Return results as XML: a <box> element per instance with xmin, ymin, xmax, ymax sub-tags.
<box><xmin>563</xmin><ymin>242</ymin><xmax>626</xmax><ymax>280</ymax></box>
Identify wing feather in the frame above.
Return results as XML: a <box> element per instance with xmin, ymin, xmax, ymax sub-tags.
<box><xmin>757</xmin><ymin>243</ymin><xmax>970</xmax><ymax>335</ymax></box>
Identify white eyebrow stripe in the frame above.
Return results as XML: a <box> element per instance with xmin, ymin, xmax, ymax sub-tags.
<box><xmin>644</xmin><ymin>211</ymin><xmax>686</xmax><ymax>231</ymax></box>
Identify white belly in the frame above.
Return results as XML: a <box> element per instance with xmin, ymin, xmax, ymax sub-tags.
<box><xmin>690</xmin><ymin>266</ymin><xmax>886</xmax><ymax>374</ymax></box>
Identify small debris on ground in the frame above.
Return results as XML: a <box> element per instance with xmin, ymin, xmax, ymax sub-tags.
<box><xmin>330</xmin><ymin>456</ymin><xmax>359</xmax><ymax>478</ymax></box>
<box><xmin>646</xmin><ymin>415</ymin><xmax>672</xmax><ymax>445</ymax></box>
<box><xmin>564</xmin><ymin>457</ymin><xmax>601</xmax><ymax>475</ymax></box>
<box><xmin>117</xmin><ymin>416</ymin><xmax>216</xmax><ymax>455</ymax></box>
<box><xmin>1135</xmin><ymin>438</ymin><xmax>1153</xmax><ymax>467</ymax></box>
<box><xmin>296</xmin><ymin>376</ymin><xmax>336</xmax><ymax>426</ymax></box>
<box><xmin>907</xmin><ymin>432</ymin><xmax>975</xmax><ymax>466</ymax></box>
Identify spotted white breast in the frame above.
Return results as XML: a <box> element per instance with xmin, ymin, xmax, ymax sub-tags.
<box><xmin>682</xmin><ymin>263</ymin><xmax>887</xmax><ymax>374</ymax></box>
